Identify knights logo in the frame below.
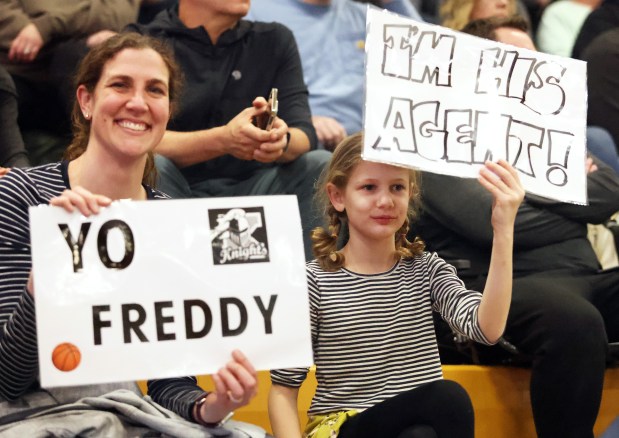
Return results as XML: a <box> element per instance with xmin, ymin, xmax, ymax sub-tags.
<box><xmin>208</xmin><ymin>207</ymin><xmax>270</xmax><ymax>265</ymax></box>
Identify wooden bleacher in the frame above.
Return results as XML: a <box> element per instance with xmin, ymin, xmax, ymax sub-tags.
<box><xmin>140</xmin><ymin>365</ymin><xmax>619</xmax><ymax>437</ymax></box>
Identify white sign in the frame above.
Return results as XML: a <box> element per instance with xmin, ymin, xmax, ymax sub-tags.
<box><xmin>30</xmin><ymin>196</ymin><xmax>312</xmax><ymax>388</ymax></box>
<box><xmin>363</xmin><ymin>8</ymin><xmax>588</xmax><ymax>204</ymax></box>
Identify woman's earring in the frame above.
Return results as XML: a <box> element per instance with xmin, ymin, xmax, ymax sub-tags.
<box><xmin>84</xmin><ymin>112</ymin><xmax>90</xmax><ymax>120</ymax></box>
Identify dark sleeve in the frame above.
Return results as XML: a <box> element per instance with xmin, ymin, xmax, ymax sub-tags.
<box><xmin>524</xmin><ymin>155</ymin><xmax>619</xmax><ymax>224</ymax></box>
<box><xmin>123</xmin><ymin>21</ymin><xmax>144</xmax><ymax>34</ymax></box>
<box><xmin>147</xmin><ymin>377</ymin><xmax>206</xmax><ymax>421</ymax></box>
<box><xmin>572</xmin><ymin>8</ymin><xmax>617</xmax><ymax>59</ymax></box>
<box><xmin>272</xmin><ymin>25</ymin><xmax>317</xmax><ymax>149</ymax></box>
<box><xmin>0</xmin><ymin>0</ymin><xmax>31</xmax><ymax>43</ymax></box>
<box><xmin>0</xmin><ymin>65</ymin><xmax>29</xmax><ymax>167</ymax></box>
<box><xmin>0</xmin><ymin>171</ymin><xmax>40</xmax><ymax>400</ymax></box>
<box><xmin>0</xmin><ymin>292</ymin><xmax>39</xmax><ymax>401</ymax></box>
<box><xmin>31</xmin><ymin>1</ymin><xmax>139</xmax><ymax>42</ymax></box>
<box><xmin>82</xmin><ymin>0</ymin><xmax>141</xmax><ymax>33</ymax></box>
<box><xmin>420</xmin><ymin>172</ymin><xmax>585</xmax><ymax>249</ymax></box>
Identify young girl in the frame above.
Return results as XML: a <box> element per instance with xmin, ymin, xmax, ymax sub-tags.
<box><xmin>268</xmin><ymin>132</ymin><xmax>524</xmax><ymax>438</ymax></box>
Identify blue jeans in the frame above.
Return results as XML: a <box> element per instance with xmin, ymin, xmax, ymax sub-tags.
<box><xmin>587</xmin><ymin>126</ymin><xmax>619</xmax><ymax>174</ymax></box>
<box><xmin>601</xmin><ymin>416</ymin><xmax>619</xmax><ymax>438</ymax></box>
<box><xmin>155</xmin><ymin>150</ymin><xmax>332</xmax><ymax>261</ymax></box>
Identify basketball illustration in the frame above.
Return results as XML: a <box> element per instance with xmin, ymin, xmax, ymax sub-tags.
<box><xmin>52</xmin><ymin>342</ymin><xmax>81</xmax><ymax>372</ymax></box>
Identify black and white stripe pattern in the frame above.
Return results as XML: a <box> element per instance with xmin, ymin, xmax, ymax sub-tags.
<box><xmin>271</xmin><ymin>253</ymin><xmax>491</xmax><ymax>415</ymax></box>
<box><xmin>0</xmin><ymin>162</ymin><xmax>167</xmax><ymax>401</ymax></box>
<box><xmin>147</xmin><ymin>377</ymin><xmax>206</xmax><ymax>421</ymax></box>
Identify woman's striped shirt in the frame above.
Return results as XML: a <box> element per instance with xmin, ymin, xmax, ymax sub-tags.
<box><xmin>0</xmin><ymin>162</ymin><xmax>167</xmax><ymax>401</ymax></box>
<box><xmin>271</xmin><ymin>253</ymin><xmax>492</xmax><ymax>415</ymax></box>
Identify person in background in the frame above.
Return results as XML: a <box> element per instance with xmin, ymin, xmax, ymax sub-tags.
<box><xmin>269</xmin><ymin>132</ymin><xmax>524</xmax><ymax>437</ymax></box>
<box><xmin>0</xmin><ymin>0</ymin><xmax>144</xmax><ymax>164</ymax></box>
<box><xmin>581</xmin><ymin>27</ymin><xmax>619</xmax><ymax>154</ymax></box>
<box><xmin>572</xmin><ymin>0</ymin><xmax>619</xmax><ymax>59</ymax></box>
<box><xmin>440</xmin><ymin>0</ymin><xmax>517</xmax><ymax>30</ymax></box>
<box><xmin>247</xmin><ymin>0</ymin><xmax>422</xmax><ymax>151</ymax></box>
<box><xmin>415</xmin><ymin>16</ymin><xmax>619</xmax><ymax>437</ymax></box>
<box><xmin>536</xmin><ymin>0</ymin><xmax>601</xmax><ymax>57</ymax></box>
<box><xmin>128</xmin><ymin>0</ymin><xmax>330</xmax><ymax>261</ymax></box>
<box><xmin>462</xmin><ymin>14</ymin><xmax>619</xmax><ymax>173</ymax></box>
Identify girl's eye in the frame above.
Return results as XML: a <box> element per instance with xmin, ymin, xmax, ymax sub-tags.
<box><xmin>392</xmin><ymin>184</ymin><xmax>406</xmax><ymax>192</ymax></box>
<box><xmin>362</xmin><ymin>184</ymin><xmax>375</xmax><ymax>191</ymax></box>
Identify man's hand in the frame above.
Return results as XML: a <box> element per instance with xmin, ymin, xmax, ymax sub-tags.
<box><xmin>312</xmin><ymin>115</ymin><xmax>347</xmax><ymax>151</ymax></box>
<box><xmin>223</xmin><ymin>97</ymin><xmax>286</xmax><ymax>161</ymax></box>
<box><xmin>0</xmin><ymin>167</ymin><xmax>10</xmax><ymax>178</ymax></box>
<box><xmin>254</xmin><ymin>116</ymin><xmax>289</xmax><ymax>163</ymax></box>
<box><xmin>586</xmin><ymin>157</ymin><xmax>598</xmax><ymax>174</ymax></box>
<box><xmin>8</xmin><ymin>23</ymin><xmax>43</xmax><ymax>63</ymax></box>
<box><xmin>86</xmin><ymin>30</ymin><xmax>118</xmax><ymax>48</ymax></box>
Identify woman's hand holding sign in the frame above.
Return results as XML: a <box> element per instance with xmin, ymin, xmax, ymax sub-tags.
<box><xmin>194</xmin><ymin>350</ymin><xmax>258</xmax><ymax>426</ymax></box>
<box><xmin>50</xmin><ymin>187</ymin><xmax>112</xmax><ymax>216</ymax></box>
<box><xmin>27</xmin><ymin>187</ymin><xmax>113</xmax><ymax>297</ymax></box>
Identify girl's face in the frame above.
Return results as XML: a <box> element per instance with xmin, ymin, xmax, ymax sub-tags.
<box><xmin>77</xmin><ymin>47</ymin><xmax>171</xmax><ymax>162</ymax></box>
<box><xmin>328</xmin><ymin>160</ymin><xmax>411</xmax><ymax>246</ymax></box>
<box><xmin>470</xmin><ymin>0</ymin><xmax>511</xmax><ymax>21</ymax></box>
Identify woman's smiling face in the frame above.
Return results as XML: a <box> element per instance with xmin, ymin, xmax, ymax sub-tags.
<box><xmin>77</xmin><ymin>47</ymin><xmax>171</xmax><ymax>161</ymax></box>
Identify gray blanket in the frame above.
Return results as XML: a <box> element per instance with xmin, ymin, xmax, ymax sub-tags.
<box><xmin>0</xmin><ymin>388</ymin><xmax>266</xmax><ymax>438</ymax></box>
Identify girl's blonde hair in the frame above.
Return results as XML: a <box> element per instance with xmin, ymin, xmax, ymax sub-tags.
<box><xmin>440</xmin><ymin>0</ymin><xmax>517</xmax><ymax>30</ymax></box>
<box><xmin>312</xmin><ymin>132</ymin><xmax>425</xmax><ymax>271</ymax></box>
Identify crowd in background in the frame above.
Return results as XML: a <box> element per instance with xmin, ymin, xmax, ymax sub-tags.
<box><xmin>1</xmin><ymin>0</ymin><xmax>619</xmax><ymax>437</ymax></box>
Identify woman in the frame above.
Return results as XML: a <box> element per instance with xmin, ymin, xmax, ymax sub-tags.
<box><xmin>0</xmin><ymin>32</ymin><xmax>256</xmax><ymax>430</ymax></box>
<box><xmin>441</xmin><ymin>0</ymin><xmax>517</xmax><ymax>30</ymax></box>
<box><xmin>0</xmin><ymin>30</ymin><xmax>175</xmax><ymax>405</ymax></box>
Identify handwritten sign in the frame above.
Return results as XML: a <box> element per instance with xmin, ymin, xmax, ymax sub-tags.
<box><xmin>30</xmin><ymin>196</ymin><xmax>312</xmax><ymax>388</ymax></box>
<box><xmin>363</xmin><ymin>8</ymin><xmax>588</xmax><ymax>204</ymax></box>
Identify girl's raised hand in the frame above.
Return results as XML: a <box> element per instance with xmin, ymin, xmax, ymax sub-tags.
<box><xmin>49</xmin><ymin>186</ymin><xmax>112</xmax><ymax>216</ymax></box>
<box><xmin>478</xmin><ymin>159</ymin><xmax>525</xmax><ymax>231</ymax></box>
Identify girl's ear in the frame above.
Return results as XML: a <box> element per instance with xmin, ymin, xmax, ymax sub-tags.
<box><xmin>327</xmin><ymin>182</ymin><xmax>345</xmax><ymax>213</ymax></box>
<box><xmin>76</xmin><ymin>85</ymin><xmax>93</xmax><ymax>119</ymax></box>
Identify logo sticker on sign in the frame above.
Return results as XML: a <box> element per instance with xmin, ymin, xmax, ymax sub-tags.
<box><xmin>209</xmin><ymin>207</ymin><xmax>269</xmax><ymax>265</ymax></box>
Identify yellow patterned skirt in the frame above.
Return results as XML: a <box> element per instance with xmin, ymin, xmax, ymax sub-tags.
<box><xmin>304</xmin><ymin>410</ymin><xmax>359</xmax><ymax>438</ymax></box>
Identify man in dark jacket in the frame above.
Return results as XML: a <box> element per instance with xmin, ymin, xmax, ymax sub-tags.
<box><xmin>417</xmin><ymin>16</ymin><xmax>619</xmax><ymax>438</ymax></box>
<box><xmin>128</xmin><ymin>0</ymin><xmax>330</xmax><ymax>259</ymax></box>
